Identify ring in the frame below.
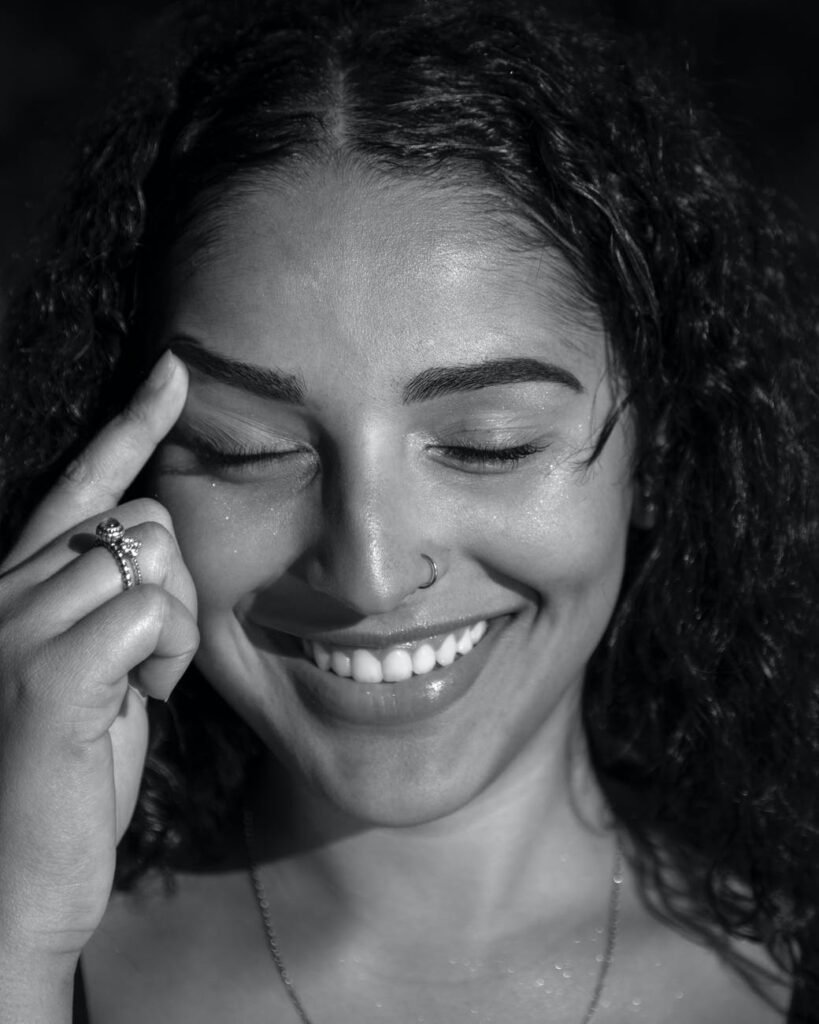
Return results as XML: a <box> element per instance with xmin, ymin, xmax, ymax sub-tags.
<box><xmin>418</xmin><ymin>553</ymin><xmax>438</xmax><ymax>589</ymax></box>
<box><xmin>95</xmin><ymin>517</ymin><xmax>143</xmax><ymax>591</ymax></box>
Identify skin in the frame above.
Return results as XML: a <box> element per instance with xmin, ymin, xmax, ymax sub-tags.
<box><xmin>153</xmin><ymin>165</ymin><xmax>635</xmax><ymax>829</ymax></box>
<box><xmin>0</xmin><ymin>351</ymin><xmax>197</xmax><ymax>1023</ymax></box>
<box><xmin>84</xmin><ymin>166</ymin><xmax>785</xmax><ymax>1022</ymax></box>
<box><xmin>0</xmin><ymin>165</ymin><xmax>789</xmax><ymax>1022</ymax></box>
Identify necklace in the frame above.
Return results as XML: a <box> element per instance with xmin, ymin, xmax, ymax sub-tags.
<box><xmin>244</xmin><ymin>808</ymin><xmax>623</xmax><ymax>1024</ymax></box>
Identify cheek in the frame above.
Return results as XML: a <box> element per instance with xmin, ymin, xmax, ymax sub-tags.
<box><xmin>461</xmin><ymin>465</ymin><xmax>634</xmax><ymax>611</ymax></box>
<box><xmin>156</xmin><ymin>477</ymin><xmax>304</xmax><ymax>612</ymax></box>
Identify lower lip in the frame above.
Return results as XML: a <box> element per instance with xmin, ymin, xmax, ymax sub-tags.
<box><xmin>248</xmin><ymin>617</ymin><xmax>510</xmax><ymax>726</ymax></box>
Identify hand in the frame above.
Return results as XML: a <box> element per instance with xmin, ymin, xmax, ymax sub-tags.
<box><xmin>0</xmin><ymin>350</ymin><xmax>198</xmax><ymax>970</ymax></box>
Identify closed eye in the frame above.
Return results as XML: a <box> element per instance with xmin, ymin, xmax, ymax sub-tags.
<box><xmin>431</xmin><ymin>441</ymin><xmax>550</xmax><ymax>472</ymax></box>
<box><xmin>193</xmin><ymin>441</ymin><xmax>300</xmax><ymax>466</ymax></box>
<box><xmin>161</xmin><ymin>422</ymin><xmax>314</xmax><ymax>480</ymax></box>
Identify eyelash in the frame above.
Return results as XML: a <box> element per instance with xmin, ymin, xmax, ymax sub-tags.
<box><xmin>434</xmin><ymin>442</ymin><xmax>548</xmax><ymax>467</ymax></box>
<box><xmin>188</xmin><ymin>438</ymin><xmax>547</xmax><ymax>474</ymax></box>
<box><xmin>189</xmin><ymin>438</ymin><xmax>302</xmax><ymax>468</ymax></box>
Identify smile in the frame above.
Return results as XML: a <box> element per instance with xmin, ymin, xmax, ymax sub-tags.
<box><xmin>301</xmin><ymin>620</ymin><xmax>489</xmax><ymax>683</ymax></box>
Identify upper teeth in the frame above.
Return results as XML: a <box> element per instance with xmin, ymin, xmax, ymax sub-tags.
<box><xmin>302</xmin><ymin>620</ymin><xmax>488</xmax><ymax>683</ymax></box>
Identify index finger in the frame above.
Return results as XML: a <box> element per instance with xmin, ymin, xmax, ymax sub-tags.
<box><xmin>4</xmin><ymin>350</ymin><xmax>188</xmax><ymax>570</ymax></box>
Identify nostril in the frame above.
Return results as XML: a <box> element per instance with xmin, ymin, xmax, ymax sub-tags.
<box><xmin>298</xmin><ymin>491</ymin><xmax>437</xmax><ymax>614</ymax></box>
<box><xmin>301</xmin><ymin>554</ymin><xmax>420</xmax><ymax>617</ymax></box>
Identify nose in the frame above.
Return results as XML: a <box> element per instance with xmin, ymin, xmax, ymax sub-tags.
<box><xmin>303</xmin><ymin>448</ymin><xmax>433</xmax><ymax>616</ymax></box>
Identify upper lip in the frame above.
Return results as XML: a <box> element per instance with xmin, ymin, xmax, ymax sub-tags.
<box><xmin>280</xmin><ymin>614</ymin><xmax>508</xmax><ymax>651</ymax></box>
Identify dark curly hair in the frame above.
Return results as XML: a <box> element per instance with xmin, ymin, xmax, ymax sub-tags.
<box><xmin>1</xmin><ymin>0</ymin><xmax>817</xmax><ymax>1007</ymax></box>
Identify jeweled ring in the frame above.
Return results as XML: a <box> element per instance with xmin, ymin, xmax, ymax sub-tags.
<box><xmin>419</xmin><ymin>553</ymin><xmax>438</xmax><ymax>589</ymax></box>
<box><xmin>95</xmin><ymin>517</ymin><xmax>143</xmax><ymax>590</ymax></box>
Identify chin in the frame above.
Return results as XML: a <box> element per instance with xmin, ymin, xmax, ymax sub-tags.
<box><xmin>302</xmin><ymin>762</ymin><xmax>494</xmax><ymax>830</ymax></box>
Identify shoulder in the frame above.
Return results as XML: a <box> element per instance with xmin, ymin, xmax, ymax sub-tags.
<box><xmin>81</xmin><ymin>870</ymin><xmax>271</xmax><ymax>1024</ymax></box>
<box><xmin>596</xmin><ymin>875</ymin><xmax>794</xmax><ymax>1023</ymax></box>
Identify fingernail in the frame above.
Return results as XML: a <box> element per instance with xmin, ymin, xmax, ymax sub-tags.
<box><xmin>145</xmin><ymin>350</ymin><xmax>178</xmax><ymax>390</ymax></box>
<box><xmin>128</xmin><ymin>682</ymin><xmax>149</xmax><ymax>705</ymax></box>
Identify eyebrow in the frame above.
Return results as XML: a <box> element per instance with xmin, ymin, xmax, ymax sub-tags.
<box><xmin>401</xmin><ymin>358</ymin><xmax>583</xmax><ymax>402</ymax></box>
<box><xmin>170</xmin><ymin>335</ymin><xmax>306</xmax><ymax>403</ymax></box>
<box><xmin>170</xmin><ymin>336</ymin><xmax>583</xmax><ymax>405</ymax></box>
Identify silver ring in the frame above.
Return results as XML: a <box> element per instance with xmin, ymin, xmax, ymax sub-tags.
<box><xmin>95</xmin><ymin>517</ymin><xmax>143</xmax><ymax>591</ymax></box>
<box><xmin>418</xmin><ymin>553</ymin><xmax>438</xmax><ymax>589</ymax></box>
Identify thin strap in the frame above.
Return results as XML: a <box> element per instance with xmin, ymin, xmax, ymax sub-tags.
<box><xmin>72</xmin><ymin>959</ymin><xmax>91</xmax><ymax>1024</ymax></box>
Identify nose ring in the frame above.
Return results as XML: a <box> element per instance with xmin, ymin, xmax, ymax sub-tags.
<box><xmin>419</xmin><ymin>553</ymin><xmax>438</xmax><ymax>589</ymax></box>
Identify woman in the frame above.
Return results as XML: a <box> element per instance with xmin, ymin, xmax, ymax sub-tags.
<box><xmin>0</xmin><ymin>1</ymin><xmax>816</xmax><ymax>1020</ymax></box>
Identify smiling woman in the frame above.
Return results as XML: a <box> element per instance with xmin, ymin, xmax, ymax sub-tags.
<box><xmin>151</xmin><ymin>171</ymin><xmax>632</xmax><ymax>829</ymax></box>
<box><xmin>0</xmin><ymin>2</ymin><xmax>817</xmax><ymax>1023</ymax></box>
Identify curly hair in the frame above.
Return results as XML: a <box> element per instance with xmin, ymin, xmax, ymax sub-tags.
<box><xmin>1</xmin><ymin>0</ymin><xmax>817</xmax><ymax>1002</ymax></box>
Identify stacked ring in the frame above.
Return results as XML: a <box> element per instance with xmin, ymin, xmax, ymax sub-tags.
<box><xmin>95</xmin><ymin>517</ymin><xmax>143</xmax><ymax>591</ymax></box>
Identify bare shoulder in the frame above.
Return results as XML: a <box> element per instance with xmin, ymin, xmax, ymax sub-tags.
<box><xmin>595</xmin><ymin>880</ymin><xmax>792</xmax><ymax>1023</ymax></box>
<box><xmin>81</xmin><ymin>869</ymin><xmax>279</xmax><ymax>1024</ymax></box>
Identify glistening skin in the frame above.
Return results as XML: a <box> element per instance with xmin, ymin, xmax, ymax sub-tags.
<box><xmin>153</xmin><ymin>166</ymin><xmax>638</xmax><ymax>828</ymax></box>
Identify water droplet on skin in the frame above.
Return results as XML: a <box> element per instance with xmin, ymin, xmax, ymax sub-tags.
<box><xmin>632</xmin><ymin>998</ymin><xmax>642</xmax><ymax>1008</ymax></box>
<box><xmin>535</xmin><ymin>979</ymin><xmax>545</xmax><ymax>988</ymax></box>
<box><xmin>554</xmin><ymin>963</ymin><xmax>563</xmax><ymax>971</ymax></box>
<box><xmin>595</xmin><ymin>953</ymin><xmax>605</xmax><ymax>963</ymax></box>
<box><xmin>562</xmin><ymin>970</ymin><xmax>572</xmax><ymax>979</ymax></box>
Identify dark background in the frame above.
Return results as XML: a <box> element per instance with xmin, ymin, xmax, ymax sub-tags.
<box><xmin>1</xmin><ymin>0</ymin><xmax>818</xmax><ymax>293</ymax></box>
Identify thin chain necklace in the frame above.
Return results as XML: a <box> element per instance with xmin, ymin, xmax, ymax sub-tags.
<box><xmin>244</xmin><ymin>807</ymin><xmax>623</xmax><ymax>1024</ymax></box>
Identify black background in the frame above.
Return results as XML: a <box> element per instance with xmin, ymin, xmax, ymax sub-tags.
<box><xmin>1</xmin><ymin>0</ymin><xmax>818</xmax><ymax>292</ymax></box>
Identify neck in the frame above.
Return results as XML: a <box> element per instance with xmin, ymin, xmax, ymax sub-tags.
<box><xmin>249</xmin><ymin>717</ymin><xmax>616</xmax><ymax>964</ymax></box>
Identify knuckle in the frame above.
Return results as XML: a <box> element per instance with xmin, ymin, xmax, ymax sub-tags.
<box><xmin>124</xmin><ymin>498</ymin><xmax>173</xmax><ymax>533</ymax></box>
<box><xmin>186</xmin><ymin>628</ymin><xmax>201</xmax><ymax>660</ymax></box>
<box><xmin>0</xmin><ymin>603</ymin><xmax>45</xmax><ymax>671</ymax></box>
<box><xmin>20</xmin><ymin>643</ymin><xmax>55</xmax><ymax>692</ymax></box>
<box><xmin>138</xmin><ymin>520</ymin><xmax>175</xmax><ymax>552</ymax></box>
<box><xmin>59</xmin><ymin>452</ymin><xmax>101</xmax><ymax>491</ymax></box>
<box><xmin>178</xmin><ymin>616</ymin><xmax>201</xmax><ymax>658</ymax></box>
<box><xmin>3</xmin><ymin>639</ymin><xmax>59</xmax><ymax>709</ymax></box>
<box><xmin>128</xmin><ymin>582</ymin><xmax>168</xmax><ymax>622</ymax></box>
<box><xmin>136</xmin><ymin>522</ymin><xmax>177</xmax><ymax>579</ymax></box>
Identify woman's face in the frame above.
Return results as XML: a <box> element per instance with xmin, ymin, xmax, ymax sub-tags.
<box><xmin>154</xmin><ymin>166</ymin><xmax>637</xmax><ymax>825</ymax></box>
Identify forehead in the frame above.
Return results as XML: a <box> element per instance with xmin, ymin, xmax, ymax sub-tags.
<box><xmin>162</xmin><ymin>165</ymin><xmax>606</xmax><ymax>379</ymax></box>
